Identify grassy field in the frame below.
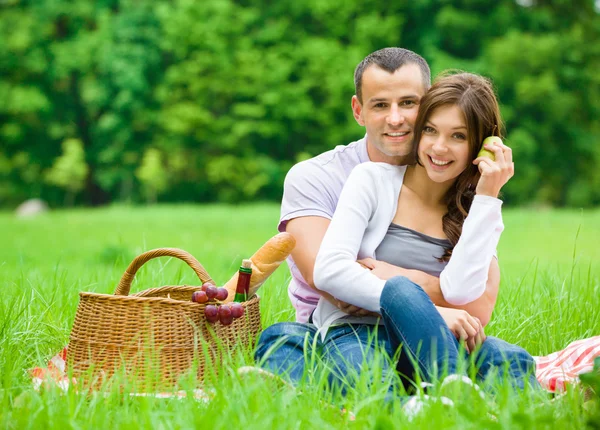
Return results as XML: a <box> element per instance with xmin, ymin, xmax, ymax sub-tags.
<box><xmin>1</xmin><ymin>203</ymin><xmax>599</xmax><ymax>429</ymax></box>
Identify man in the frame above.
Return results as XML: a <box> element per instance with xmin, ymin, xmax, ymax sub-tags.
<box><xmin>279</xmin><ymin>47</ymin><xmax>497</xmax><ymax>331</ymax></box>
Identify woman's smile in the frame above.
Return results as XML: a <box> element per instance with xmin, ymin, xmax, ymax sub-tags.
<box><xmin>428</xmin><ymin>156</ymin><xmax>452</xmax><ymax>168</ymax></box>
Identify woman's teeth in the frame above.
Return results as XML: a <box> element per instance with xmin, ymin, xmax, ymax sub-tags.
<box><xmin>430</xmin><ymin>157</ymin><xmax>451</xmax><ymax>166</ymax></box>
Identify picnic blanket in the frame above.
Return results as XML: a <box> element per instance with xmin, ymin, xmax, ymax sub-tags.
<box><xmin>533</xmin><ymin>335</ymin><xmax>600</xmax><ymax>392</ymax></box>
<box><xmin>29</xmin><ymin>347</ymin><xmax>212</xmax><ymax>401</ymax></box>
<box><xmin>31</xmin><ymin>336</ymin><xmax>600</xmax><ymax>395</ymax></box>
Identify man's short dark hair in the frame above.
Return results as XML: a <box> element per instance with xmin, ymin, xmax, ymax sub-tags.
<box><xmin>354</xmin><ymin>47</ymin><xmax>431</xmax><ymax>103</ymax></box>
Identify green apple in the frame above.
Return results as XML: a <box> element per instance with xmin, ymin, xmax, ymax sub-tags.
<box><xmin>477</xmin><ymin>136</ymin><xmax>502</xmax><ymax>161</ymax></box>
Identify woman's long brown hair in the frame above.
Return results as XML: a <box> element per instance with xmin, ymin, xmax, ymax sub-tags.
<box><xmin>411</xmin><ymin>72</ymin><xmax>504</xmax><ymax>261</ymax></box>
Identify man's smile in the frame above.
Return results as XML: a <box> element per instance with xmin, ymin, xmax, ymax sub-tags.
<box><xmin>383</xmin><ymin>131</ymin><xmax>411</xmax><ymax>140</ymax></box>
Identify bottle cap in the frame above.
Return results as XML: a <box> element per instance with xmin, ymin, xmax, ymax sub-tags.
<box><xmin>242</xmin><ymin>259</ymin><xmax>252</xmax><ymax>269</ymax></box>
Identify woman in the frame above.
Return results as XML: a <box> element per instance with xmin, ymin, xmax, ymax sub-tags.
<box><xmin>254</xmin><ymin>72</ymin><xmax>537</xmax><ymax>396</ymax></box>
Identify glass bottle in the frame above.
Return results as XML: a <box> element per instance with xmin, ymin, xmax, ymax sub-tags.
<box><xmin>233</xmin><ymin>259</ymin><xmax>252</xmax><ymax>302</ymax></box>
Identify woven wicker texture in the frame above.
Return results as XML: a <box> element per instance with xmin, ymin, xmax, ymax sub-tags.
<box><xmin>67</xmin><ymin>248</ymin><xmax>262</xmax><ymax>389</ymax></box>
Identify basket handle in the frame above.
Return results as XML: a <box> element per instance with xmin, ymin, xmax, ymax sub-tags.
<box><xmin>114</xmin><ymin>248</ymin><xmax>214</xmax><ymax>296</ymax></box>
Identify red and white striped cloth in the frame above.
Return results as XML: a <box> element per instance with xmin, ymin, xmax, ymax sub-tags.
<box><xmin>533</xmin><ymin>335</ymin><xmax>600</xmax><ymax>392</ymax></box>
<box><xmin>31</xmin><ymin>336</ymin><xmax>600</xmax><ymax>394</ymax></box>
<box><xmin>29</xmin><ymin>347</ymin><xmax>212</xmax><ymax>401</ymax></box>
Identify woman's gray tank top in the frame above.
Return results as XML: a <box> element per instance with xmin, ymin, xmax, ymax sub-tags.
<box><xmin>375</xmin><ymin>223</ymin><xmax>451</xmax><ymax>276</ymax></box>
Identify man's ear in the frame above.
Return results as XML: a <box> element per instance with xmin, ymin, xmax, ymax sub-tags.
<box><xmin>351</xmin><ymin>95</ymin><xmax>365</xmax><ymax>126</ymax></box>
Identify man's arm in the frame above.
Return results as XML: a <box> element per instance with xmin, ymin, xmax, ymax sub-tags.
<box><xmin>285</xmin><ymin>216</ymin><xmax>352</xmax><ymax>308</ymax></box>
<box><xmin>359</xmin><ymin>257</ymin><xmax>499</xmax><ymax>325</ymax></box>
<box><xmin>285</xmin><ymin>216</ymin><xmax>330</xmax><ymax>290</ymax></box>
<box><xmin>456</xmin><ymin>258</ymin><xmax>499</xmax><ymax>326</ymax></box>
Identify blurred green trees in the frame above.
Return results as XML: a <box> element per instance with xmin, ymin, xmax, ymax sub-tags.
<box><xmin>1</xmin><ymin>0</ymin><xmax>599</xmax><ymax>207</ymax></box>
<box><xmin>45</xmin><ymin>138</ymin><xmax>88</xmax><ymax>206</ymax></box>
<box><xmin>136</xmin><ymin>148</ymin><xmax>168</xmax><ymax>204</ymax></box>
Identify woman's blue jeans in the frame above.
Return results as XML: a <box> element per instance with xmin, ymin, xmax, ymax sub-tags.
<box><xmin>380</xmin><ymin>276</ymin><xmax>539</xmax><ymax>391</ymax></box>
<box><xmin>255</xmin><ymin>276</ymin><xmax>539</xmax><ymax>393</ymax></box>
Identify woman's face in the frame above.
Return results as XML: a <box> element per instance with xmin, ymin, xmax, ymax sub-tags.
<box><xmin>418</xmin><ymin>104</ymin><xmax>471</xmax><ymax>185</ymax></box>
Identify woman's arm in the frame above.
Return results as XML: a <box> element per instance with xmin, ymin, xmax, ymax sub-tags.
<box><xmin>437</xmin><ymin>257</ymin><xmax>499</xmax><ymax>327</ymax></box>
<box><xmin>313</xmin><ymin>164</ymin><xmax>392</xmax><ymax>313</ymax></box>
<box><xmin>439</xmin><ymin>195</ymin><xmax>504</xmax><ymax>305</ymax></box>
<box><xmin>439</xmin><ymin>140</ymin><xmax>514</xmax><ymax>306</ymax></box>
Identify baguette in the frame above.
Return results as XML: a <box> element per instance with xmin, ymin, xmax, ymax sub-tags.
<box><xmin>223</xmin><ymin>232</ymin><xmax>296</xmax><ymax>302</ymax></box>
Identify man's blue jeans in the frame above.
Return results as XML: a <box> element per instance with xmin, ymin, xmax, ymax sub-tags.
<box><xmin>255</xmin><ymin>276</ymin><xmax>539</xmax><ymax>393</ymax></box>
<box><xmin>255</xmin><ymin>321</ymin><xmax>395</xmax><ymax>395</ymax></box>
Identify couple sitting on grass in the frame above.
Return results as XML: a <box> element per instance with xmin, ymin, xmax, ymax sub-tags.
<box><xmin>240</xmin><ymin>48</ymin><xmax>540</xmax><ymax>408</ymax></box>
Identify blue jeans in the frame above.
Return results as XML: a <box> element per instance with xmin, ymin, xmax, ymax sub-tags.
<box><xmin>380</xmin><ymin>276</ymin><xmax>540</xmax><ymax>391</ymax></box>
<box><xmin>255</xmin><ymin>276</ymin><xmax>539</xmax><ymax>394</ymax></box>
<box><xmin>255</xmin><ymin>321</ymin><xmax>397</xmax><ymax>397</ymax></box>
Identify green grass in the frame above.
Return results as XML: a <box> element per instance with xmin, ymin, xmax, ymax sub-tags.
<box><xmin>1</xmin><ymin>204</ymin><xmax>599</xmax><ymax>429</ymax></box>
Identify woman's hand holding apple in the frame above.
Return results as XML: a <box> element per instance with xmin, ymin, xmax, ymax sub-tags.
<box><xmin>472</xmin><ymin>138</ymin><xmax>514</xmax><ymax>198</ymax></box>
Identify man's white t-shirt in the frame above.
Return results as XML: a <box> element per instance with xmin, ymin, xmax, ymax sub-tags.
<box><xmin>278</xmin><ymin>137</ymin><xmax>370</xmax><ymax>322</ymax></box>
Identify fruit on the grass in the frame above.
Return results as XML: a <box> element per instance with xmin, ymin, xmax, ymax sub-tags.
<box><xmin>230</xmin><ymin>303</ymin><xmax>244</xmax><ymax>319</ymax></box>
<box><xmin>215</xmin><ymin>287</ymin><xmax>228</xmax><ymax>301</ymax></box>
<box><xmin>204</xmin><ymin>305</ymin><xmax>219</xmax><ymax>323</ymax></box>
<box><xmin>192</xmin><ymin>291</ymin><xmax>208</xmax><ymax>304</ymax></box>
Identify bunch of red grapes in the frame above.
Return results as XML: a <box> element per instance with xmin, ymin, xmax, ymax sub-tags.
<box><xmin>191</xmin><ymin>281</ymin><xmax>244</xmax><ymax>326</ymax></box>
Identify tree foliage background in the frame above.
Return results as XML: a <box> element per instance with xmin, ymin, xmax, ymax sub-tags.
<box><xmin>1</xmin><ymin>0</ymin><xmax>599</xmax><ymax>207</ymax></box>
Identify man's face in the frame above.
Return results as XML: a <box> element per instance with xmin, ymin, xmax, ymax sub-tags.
<box><xmin>352</xmin><ymin>63</ymin><xmax>427</xmax><ymax>165</ymax></box>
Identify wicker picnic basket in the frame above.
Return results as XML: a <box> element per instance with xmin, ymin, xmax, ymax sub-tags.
<box><xmin>66</xmin><ymin>248</ymin><xmax>262</xmax><ymax>389</ymax></box>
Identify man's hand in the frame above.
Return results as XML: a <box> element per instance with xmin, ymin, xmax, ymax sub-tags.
<box><xmin>336</xmin><ymin>299</ymin><xmax>381</xmax><ymax>317</ymax></box>
<box><xmin>435</xmin><ymin>307</ymin><xmax>485</xmax><ymax>353</ymax></box>
<box><xmin>358</xmin><ymin>257</ymin><xmax>409</xmax><ymax>280</ymax></box>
